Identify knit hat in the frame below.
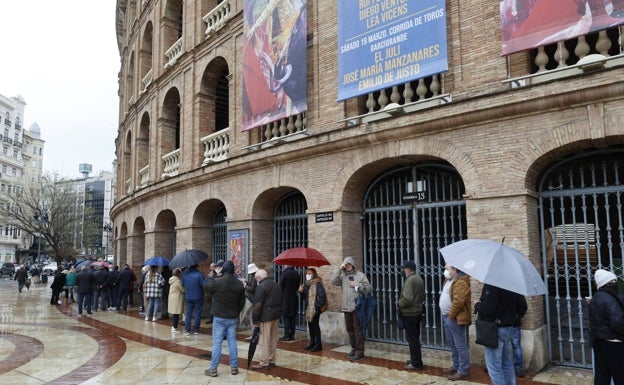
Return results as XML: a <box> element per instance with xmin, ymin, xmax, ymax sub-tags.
<box><xmin>594</xmin><ymin>269</ymin><xmax>617</xmax><ymax>289</ymax></box>
<box><xmin>247</xmin><ymin>263</ymin><xmax>259</xmax><ymax>274</ymax></box>
<box><xmin>222</xmin><ymin>261</ymin><xmax>235</xmax><ymax>275</ymax></box>
<box><xmin>215</xmin><ymin>260</ymin><xmax>224</xmax><ymax>267</ymax></box>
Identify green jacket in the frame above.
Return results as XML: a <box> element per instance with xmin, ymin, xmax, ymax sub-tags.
<box><xmin>398</xmin><ymin>272</ymin><xmax>425</xmax><ymax>316</ymax></box>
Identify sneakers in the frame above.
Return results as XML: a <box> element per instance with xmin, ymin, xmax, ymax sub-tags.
<box><xmin>184</xmin><ymin>332</ymin><xmax>191</xmax><ymax>336</ymax></box>
<box><xmin>145</xmin><ymin>317</ymin><xmax>149</xmax><ymax>321</ymax></box>
<box><xmin>152</xmin><ymin>317</ymin><xmax>157</xmax><ymax>322</ymax></box>
<box><xmin>231</xmin><ymin>367</ymin><xmax>238</xmax><ymax>375</ymax></box>
<box><xmin>194</xmin><ymin>332</ymin><xmax>199</xmax><ymax>335</ymax></box>
<box><xmin>204</xmin><ymin>368</ymin><xmax>218</xmax><ymax>377</ymax></box>
<box><xmin>448</xmin><ymin>372</ymin><xmax>469</xmax><ymax>381</ymax></box>
<box><xmin>404</xmin><ymin>363</ymin><xmax>423</xmax><ymax>370</ymax></box>
<box><xmin>171</xmin><ymin>327</ymin><xmax>179</xmax><ymax>332</ymax></box>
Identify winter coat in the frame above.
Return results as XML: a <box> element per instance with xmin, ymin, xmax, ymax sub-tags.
<box><xmin>94</xmin><ymin>269</ymin><xmax>110</xmax><ymax>289</ymax></box>
<box><xmin>168</xmin><ymin>275</ymin><xmax>185</xmax><ymax>315</ymax></box>
<box><xmin>448</xmin><ymin>273</ymin><xmax>472</xmax><ymax>326</ymax></box>
<box><xmin>474</xmin><ymin>284</ymin><xmax>526</xmax><ymax>326</ymax></box>
<box><xmin>589</xmin><ymin>287</ymin><xmax>624</xmax><ymax>342</ymax></box>
<box><xmin>330</xmin><ymin>257</ymin><xmax>372</xmax><ymax>312</ymax></box>
<box><xmin>398</xmin><ymin>271</ymin><xmax>425</xmax><ymax>316</ymax></box>
<box><xmin>182</xmin><ymin>267</ymin><xmax>206</xmax><ymax>301</ymax></box>
<box><xmin>279</xmin><ymin>267</ymin><xmax>300</xmax><ymax>317</ymax></box>
<box><xmin>253</xmin><ymin>277</ymin><xmax>283</xmax><ymax>323</ymax></box>
<box><xmin>205</xmin><ymin>272</ymin><xmax>246</xmax><ymax>319</ymax></box>
<box><xmin>75</xmin><ymin>269</ymin><xmax>95</xmax><ymax>294</ymax></box>
<box><xmin>143</xmin><ymin>271</ymin><xmax>165</xmax><ymax>298</ymax></box>
<box><xmin>50</xmin><ymin>271</ymin><xmax>66</xmax><ymax>291</ymax></box>
<box><xmin>116</xmin><ymin>267</ymin><xmax>135</xmax><ymax>291</ymax></box>
<box><xmin>302</xmin><ymin>280</ymin><xmax>328</xmax><ymax>313</ymax></box>
<box><xmin>65</xmin><ymin>271</ymin><xmax>77</xmax><ymax>287</ymax></box>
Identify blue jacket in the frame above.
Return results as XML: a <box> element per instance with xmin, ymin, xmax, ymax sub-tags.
<box><xmin>182</xmin><ymin>268</ymin><xmax>206</xmax><ymax>300</ymax></box>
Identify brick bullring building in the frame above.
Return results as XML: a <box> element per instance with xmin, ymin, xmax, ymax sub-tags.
<box><xmin>112</xmin><ymin>0</ymin><xmax>624</xmax><ymax>372</ymax></box>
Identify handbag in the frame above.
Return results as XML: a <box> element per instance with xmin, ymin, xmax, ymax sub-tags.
<box><xmin>396</xmin><ymin>309</ymin><xmax>405</xmax><ymax>330</ymax></box>
<box><xmin>475</xmin><ymin>319</ymin><xmax>498</xmax><ymax>348</ymax></box>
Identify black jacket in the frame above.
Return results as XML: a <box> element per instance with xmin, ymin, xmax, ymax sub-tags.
<box><xmin>117</xmin><ymin>267</ymin><xmax>135</xmax><ymax>291</ymax></box>
<box><xmin>589</xmin><ymin>287</ymin><xmax>624</xmax><ymax>341</ymax></box>
<box><xmin>279</xmin><ymin>267</ymin><xmax>300</xmax><ymax>317</ymax></box>
<box><xmin>75</xmin><ymin>269</ymin><xmax>95</xmax><ymax>294</ymax></box>
<box><xmin>205</xmin><ymin>272</ymin><xmax>246</xmax><ymax>319</ymax></box>
<box><xmin>302</xmin><ymin>281</ymin><xmax>327</xmax><ymax>313</ymax></box>
<box><xmin>253</xmin><ymin>278</ymin><xmax>283</xmax><ymax>323</ymax></box>
<box><xmin>474</xmin><ymin>284</ymin><xmax>526</xmax><ymax>326</ymax></box>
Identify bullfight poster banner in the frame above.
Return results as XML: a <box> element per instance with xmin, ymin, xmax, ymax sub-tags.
<box><xmin>337</xmin><ymin>0</ymin><xmax>448</xmax><ymax>102</ymax></box>
<box><xmin>501</xmin><ymin>0</ymin><xmax>624</xmax><ymax>55</ymax></box>
<box><xmin>242</xmin><ymin>0</ymin><xmax>307</xmax><ymax>131</ymax></box>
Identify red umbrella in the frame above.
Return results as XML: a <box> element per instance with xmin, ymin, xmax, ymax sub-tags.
<box><xmin>92</xmin><ymin>261</ymin><xmax>112</xmax><ymax>268</ymax></box>
<box><xmin>273</xmin><ymin>247</ymin><xmax>331</xmax><ymax>267</ymax></box>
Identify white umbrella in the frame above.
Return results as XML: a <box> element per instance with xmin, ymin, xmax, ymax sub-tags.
<box><xmin>440</xmin><ymin>239</ymin><xmax>547</xmax><ymax>296</ymax></box>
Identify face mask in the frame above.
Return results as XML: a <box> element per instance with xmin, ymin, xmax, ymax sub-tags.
<box><xmin>306</xmin><ymin>274</ymin><xmax>312</xmax><ymax>281</ymax></box>
<box><xmin>443</xmin><ymin>270</ymin><xmax>452</xmax><ymax>280</ymax></box>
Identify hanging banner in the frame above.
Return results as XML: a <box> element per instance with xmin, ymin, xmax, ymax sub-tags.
<box><xmin>337</xmin><ymin>0</ymin><xmax>448</xmax><ymax>102</ymax></box>
<box><xmin>242</xmin><ymin>0</ymin><xmax>308</xmax><ymax>131</ymax></box>
<box><xmin>501</xmin><ymin>0</ymin><xmax>624</xmax><ymax>55</ymax></box>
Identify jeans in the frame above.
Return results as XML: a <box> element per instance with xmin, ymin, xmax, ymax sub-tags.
<box><xmin>511</xmin><ymin>326</ymin><xmax>523</xmax><ymax>369</ymax></box>
<box><xmin>185</xmin><ymin>298</ymin><xmax>204</xmax><ymax>333</ymax></box>
<box><xmin>403</xmin><ymin>314</ymin><xmax>423</xmax><ymax>367</ymax></box>
<box><xmin>210</xmin><ymin>317</ymin><xmax>239</xmax><ymax>370</ymax></box>
<box><xmin>77</xmin><ymin>292</ymin><xmax>93</xmax><ymax>315</ymax></box>
<box><xmin>485</xmin><ymin>326</ymin><xmax>516</xmax><ymax>385</ymax></box>
<box><xmin>146</xmin><ymin>297</ymin><xmax>160</xmax><ymax>319</ymax></box>
<box><xmin>443</xmin><ymin>314</ymin><xmax>470</xmax><ymax>375</ymax></box>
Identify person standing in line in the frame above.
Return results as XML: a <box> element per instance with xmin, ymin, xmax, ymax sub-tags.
<box><xmin>159</xmin><ymin>265</ymin><xmax>172</xmax><ymax>320</ymax></box>
<box><xmin>511</xmin><ymin>293</ymin><xmax>527</xmax><ymax>377</ymax></box>
<box><xmin>116</xmin><ymin>264</ymin><xmax>136</xmax><ymax>312</ymax></box>
<box><xmin>251</xmin><ymin>269</ymin><xmax>283</xmax><ymax>370</ymax></box>
<box><xmin>50</xmin><ymin>269</ymin><xmax>66</xmax><ymax>305</ymax></box>
<box><xmin>75</xmin><ymin>265</ymin><xmax>95</xmax><ymax>316</ymax></box>
<box><xmin>279</xmin><ymin>265</ymin><xmax>300</xmax><ymax>341</ymax></box>
<box><xmin>93</xmin><ymin>265</ymin><xmax>110</xmax><ymax>311</ymax></box>
<box><xmin>299</xmin><ymin>267</ymin><xmax>327</xmax><ymax>351</ymax></box>
<box><xmin>143</xmin><ymin>265</ymin><xmax>165</xmax><ymax>322</ymax></box>
<box><xmin>439</xmin><ymin>264</ymin><xmax>472</xmax><ymax>380</ymax></box>
<box><xmin>240</xmin><ymin>262</ymin><xmax>259</xmax><ymax>331</ymax></box>
<box><xmin>107</xmin><ymin>265</ymin><xmax>120</xmax><ymax>311</ymax></box>
<box><xmin>182</xmin><ymin>264</ymin><xmax>206</xmax><ymax>336</ymax></box>
<box><xmin>398</xmin><ymin>260</ymin><xmax>425</xmax><ymax>371</ymax></box>
<box><xmin>64</xmin><ymin>267</ymin><xmax>77</xmax><ymax>303</ymax></box>
<box><xmin>474</xmin><ymin>284</ymin><xmax>526</xmax><ymax>385</ymax></box>
<box><xmin>137</xmin><ymin>265</ymin><xmax>148</xmax><ymax>314</ymax></box>
<box><xmin>204</xmin><ymin>261</ymin><xmax>246</xmax><ymax>377</ymax></box>
<box><xmin>330</xmin><ymin>256</ymin><xmax>373</xmax><ymax>361</ymax></box>
<box><xmin>588</xmin><ymin>269</ymin><xmax>624</xmax><ymax>385</ymax></box>
<box><xmin>14</xmin><ymin>265</ymin><xmax>28</xmax><ymax>293</ymax></box>
<box><xmin>168</xmin><ymin>268</ymin><xmax>185</xmax><ymax>332</ymax></box>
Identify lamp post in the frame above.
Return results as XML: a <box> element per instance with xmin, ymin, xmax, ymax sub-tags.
<box><xmin>33</xmin><ymin>208</ymin><xmax>48</xmax><ymax>265</ymax></box>
<box><xmin>103</xmin><ymin>222</ymin><xmax>113</xmax><ymax>258</ymax></box>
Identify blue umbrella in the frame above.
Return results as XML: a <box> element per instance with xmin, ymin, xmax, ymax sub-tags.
<box><xmin>74</xmin><ymin>259</ymin><xmax>92</xmax><ymax>270</ymax></box>
<box><xmin>143</xmin><ymin>256</ymin><xmax>170</xmax><ymax>267</ymax></box>
<box><xmin>355</xmin><ymin>293</ymin><xmax>378</xmax><ymax>332</ymax></box>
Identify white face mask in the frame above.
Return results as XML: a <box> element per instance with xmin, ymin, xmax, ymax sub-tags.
<box><xmin>443</xmin><ymin>270</ymin><xmax>452</xmax><ymax>280</ymax></box>
<box><xmin>306</xmin><ymin>274</ymin><xmax>312</xmax><ymax>281</ymax></box>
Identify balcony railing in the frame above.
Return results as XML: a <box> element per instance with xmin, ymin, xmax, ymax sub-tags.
<box><xmin>141</xmin><ymin>69</ymin><xmax>153</xmax><ymax>94</ymax></box>
<box><xmin>203</xmin><ymin>0</ymin><xmax>232</xmax><ymax>37</ymax></box>
<box><xmin>125</xmin><ymin>178</ymin><xmax>132</xmax><ymax>195</ymax></box>
<box><xmin>164</xmin><ymin>36</ymin><xmax>184</xmax><ymax>68</ymax></box>
<box><xmin>201</xmin><ymin>127</ymin><xmax>230</xmax><ymax>165</ymax></box>
<box><xmin>161</xmin><ymin>148</ymin><xmax>180</xmax><ymax>178</ymax></box>
<box><xmin>138</xmin><ymin>164</ymin><xmax>150</xmax><ymax>189</ymax></box>
<box><xmin>261</xmin><ymin>112</ymin><xmax>308</xmax><ymax>142</ymax></box>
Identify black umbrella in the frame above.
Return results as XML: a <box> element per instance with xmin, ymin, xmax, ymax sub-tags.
<box><xmin>169</xmin><ymin>249</ymin><xmax>209</xmax><ymax>269</ymax></box>
<box><xmin>247</xmin><ymin>326</ymin><xmax>260</xmax><ymax>369</ymax></box>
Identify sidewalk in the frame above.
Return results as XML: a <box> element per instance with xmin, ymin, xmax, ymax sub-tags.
<box><xmin>0</xmin><ymin>278</ymin><xmax>593</xmax><ymax>384</ymax></box>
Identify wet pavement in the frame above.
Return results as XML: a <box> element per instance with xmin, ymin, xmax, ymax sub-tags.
<box><xmin>0</xmin><ymin>276</ymin><xmax>594</xmax><ymax>384</ymax></box>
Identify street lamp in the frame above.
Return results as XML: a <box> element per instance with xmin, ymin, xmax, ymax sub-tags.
<box><xmin>33</xmin><ymin>208</ymin><xmax>48</xmax><ymax>265</ymax></box>
<box><xmin>103</xmin><ymin>222</ymin><xmax>113</xmax><ymax>258</ymax></box>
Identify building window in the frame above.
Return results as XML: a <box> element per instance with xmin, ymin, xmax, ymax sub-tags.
<box><xmin>13</xmin><ymin>150</ymin><xmax>18</xmax><ymax>159</ymax></box>
<box><xmin>33</xmin><ymin>146</ymin><xmax>37</xmax><ymax>155</ymax></box>
<box><xmin>11</xmin><ymin>167</ymin><xmax>16</xmax><ymax>176</ymax></box>
<box><xmin>2</xmin><ymin>147</ymin><xmax>7</xmax><ymax>156</ymax></box>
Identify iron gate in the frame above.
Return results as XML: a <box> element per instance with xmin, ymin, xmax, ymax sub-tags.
<box><xmin>362</xmin><ymin>163</ymin><xmax>467</xmax><ymax>348</ymax></box>
<box><xmin>273</xmin><ymin>192</ymin><xmax>308</xmax><ymax>330</ymax></box>
<box><xmin>538</xmin><ymin>150</ymin><xmax>624</xmax><ymax>368</ymax></box>
<box><xmin>213</xmin><ymin>206</ymin><xmax>227</xmax><ymax>261</ymax></box>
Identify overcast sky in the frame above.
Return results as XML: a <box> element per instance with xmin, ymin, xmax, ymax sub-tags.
<box><xmin>1</xmin><ymin>1</ymin><xmax>120</xmax><ymax>178</ymax></box>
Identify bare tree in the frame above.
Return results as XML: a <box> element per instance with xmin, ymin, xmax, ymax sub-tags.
<box><xmin>0</xmin><ymin>174</ymin><xmax>84</xmax><ymax>266</ymax></box>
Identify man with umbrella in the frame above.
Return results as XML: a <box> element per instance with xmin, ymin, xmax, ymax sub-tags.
<box><xmin>204</xmin><ymin>261</ymin><xmax>245</xmax><ymax>377</ymax></box>
<box><xmin>330</xmin><ymin>256</ymin><xmax>372</xmax><ymax>361</ymax></box>
<box><xmin>474</xmin><ymin>284</ymin><xmax>527</xmax><ymax>385</ymax></box>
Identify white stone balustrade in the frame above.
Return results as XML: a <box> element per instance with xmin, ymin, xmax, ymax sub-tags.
<box><xmin>261</xmin><ymin>112</ymin><xmax>307</xmax><ymax>142</ymax></box>
<box><xmin>125</xmin><ymin>178</ymin><xmax>132</xmax><ymax>195</ymax></box>
<box><xmin>138</xmin><ymin>165</ymin><xmax>150</xmax><ymax>188</ymax></box>
<box><xmin>161</xmin><ymin>148</ymin><xmax>180</xmax><ymax>178</ymax></box>
<box><xmin>141</xmin><ymin>69</ymin><xmax>153</xmax><ymax>93</ymax></box>
<box><xmin>201</xmin><ymin>128</ymin><xmax>230</xmax><ymax>165</ymax></box>
<box><xmin>164</xmin><ymin>37</ymin><xmax>184</xmax><ymax>68</ymax></box>
<box><xmin>203</xmin><ymin>0</ymin><xmax>231</xmax><ymax>37</ymax></box>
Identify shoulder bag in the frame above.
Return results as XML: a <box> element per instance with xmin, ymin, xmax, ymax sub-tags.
<box><xmin>475</xmin><ymin>319</ymin><xmax>498</xmax><ymax>348</ymax></box>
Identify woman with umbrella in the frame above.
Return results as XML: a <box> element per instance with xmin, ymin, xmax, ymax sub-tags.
<box><xmin>299</xmin><ymin>267</ymin><xmax>327</xmax><ymax>351</ymax></box>
<box><xmin>143</xmin><ymin>265</ymin><xmax>165</xmax><ymax>322</ymax></box>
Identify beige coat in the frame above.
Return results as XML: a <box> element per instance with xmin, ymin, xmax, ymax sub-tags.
<box><xmin>168</xmin><ymin>276</ymin><xmax>185</xmax><ymax>315</ymax></box>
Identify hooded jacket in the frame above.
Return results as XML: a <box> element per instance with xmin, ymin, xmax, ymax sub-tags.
<box><xmin>205</xmin><ymin>261</ymin><xmax>246</xmax><ymax>319</ymax></box>
<box><xmin>330</xmin><ymin>257</ymin><xmax>372</xmax><ymax>312</ymax></box>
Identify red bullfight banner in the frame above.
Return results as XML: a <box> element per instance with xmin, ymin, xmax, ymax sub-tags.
<box><xmin>501</xmin><ymin>0</ymin><xmax>624</xmax><ymax>55</ymax></box>
<box><xmin>242</xmin><ymin>0</ymin><xmax>307</xmax><ymax>131</ymax></box>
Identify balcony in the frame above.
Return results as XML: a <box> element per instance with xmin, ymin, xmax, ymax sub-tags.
<box><xmin>125</xmin><ymin>178</ymin><xmax>132</xmax><ymax>195</ymax></box>
<box><xmin>161</xmin><ymin>148</ymin><xmax>180</xmax><ymax>178</ymax></box>
<box><xmin>4</xmin><ymin>119</ymin><xmax>11</xmax><ymax>126</ymax></box>
<box><xmin>261</xmin><ymin>112</ymin><xmax>308</xmax><ymax>142</ymax></box>
<box><xmin>203</xmin><ymin>0</ymin><xmax>232</xmax><ymax>37</ymax></box>
<box><xmin>164</xmin><ymin>37</ymin><xmax>184</xmax><ymax>68</ymax></box>
<box><xmin>140</xmin><ymin>69</ymin><xmax>153</xmax><ymax>94</ymax></box>
<box><xmin>138</xmin><ymin>164</ymin><xmax>150</xmax><ymax>189</ymax></box>
<box><xmin>201</xmin><ymin>128</ymin><xmax>230</xmax><ymax>165</ymax></box>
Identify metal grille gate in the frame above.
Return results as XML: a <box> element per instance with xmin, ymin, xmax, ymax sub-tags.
<box><xmin>213</xmin><ymin>206</ymin><xmax>227</xmax><ymax>261</ymax></box>
<box><xmin>538</xmin><ymin>150</ymin><xmax>624</xmax><ymax>368</ymax></box>
<box><xmin>362</xmin><ymin>164</ymin><xmax>466</xmax><ymax>348</ymax></box>
<box><xmin>273</xmin><ymin>192</ymin><xmax>308</xmax><ymax>330</ymax></box>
